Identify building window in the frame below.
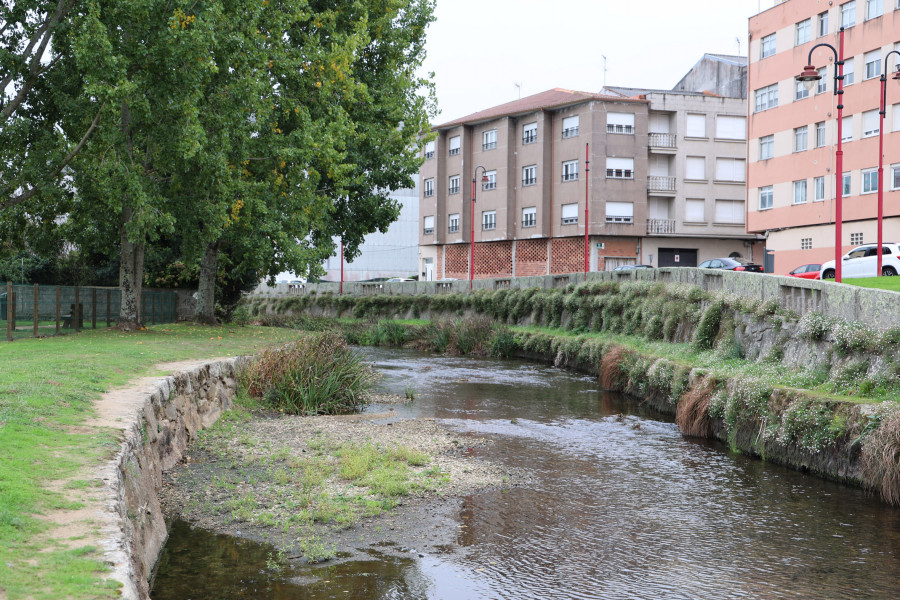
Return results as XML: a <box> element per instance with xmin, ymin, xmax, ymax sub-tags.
<box><xmin>483</xmin><ymin>129</ymin><xmax>497</xmax><ymax>151</ymax></box>
<box><xmin>448</xmin><ymin>213</ymin><xmax>460</xmax><ymax>233</ymax></box>
<box><xmin>423</xmin><ymin>215</ymin><xmax>435</xmax><ymax>234</ymax></box>
<box><xmin>816</xmin><ymin>121</ymin><xmax>826</xmax><ymax>147</ymax></box>
<box><xmin>893</xmin><ymin>165</ymin><xmax>900</xmax><ymax>189</ymax></box>
<box><xmin>818</xmin><ymin>11</ymin><xmax>829</xmax><ymax>37</ymax></box>
<box><xmin>449</xmin><ymin>175</ymin><xmax>460</xmax><ymax>195</ymax></box>
<box><xmin>686</xmin><ymin>114</ymin><xmax>706</xmax><ymax>138</ymax></box>
<box><xmin>801</xmin><ymin>238</ymin><xmax>813</xmax><ymax>250</ymax></box>
<box><xmin>843</xmin><ymin>172</ymin><xmax>852</xmax><ymax>195</ymax></box>
<box><xmin>842</xmin><ymin>116</ymin><xmax>853</xmax><ymax>142</ymax></box>
<box><xmin>482</xmin><ymin>210</ymin><xmax>496</xmax><ymax>230</ymax></box>
<box><xmin>795</xmin><ymin>80</ymin><xmax>810</xmax><ymax>100</ymax></box>
<box><xmin>483</xmin><ymin>170</ymin><xmax>497</xmax><ymax>191</ymax></box>
<box><xmin>424</xmin><ymin>178</ymin><xmax>434</xmax><ymax>197</ymax></box>
<box><xmin>851</xmin><ymin>232</ymin><xmax>864</xmax><ymax>245</ymax></box>
<box><xmin>894</xmin><ymin>103</ymin><xmax>900</xmax><ymax>132</ymax></box>
<box><xmin>715</xmin><ymin>158</ymin><xmax>745</xmax><ymax>182</ymax></box>
<box><xmin>522</xmin><ymin>165</ymin><xmax>537</xmax><ymax>186</ymax></box>
<box><xmin>716</xmin><ymin>115</ymin><xmax>746</xmax><ymax>140</ymax></box>
<box><xmin>562</xmin><ymin>115</ymin><xmax>580</xmax><ymax>138</ymax></box>
<box><xmin>605</xmin><ymin>201</ymin><xmax>634</xmax><ymax>224</ymax></box>
<box><xmin>685</xmin><ymin>199</ymin><xmax>705</xmax><ymax>222</ymax></box>
<box><xmin>562</xmin><ymin>159</ymin><xmax>579</xmax><ymax>182</ymax></box>
<box><xmin>754</xmin><ymin>83</ymin><xmax>778</xmax><ymax>112</ymax></box>
<box><xmin>866</xmin><ymin>0</ymin><xmax>883</xmax><ymax>20</ymax></box>
<box><xmin>863</xmin><ymin>168</ymin><xmax>879</xmax><ymax>193</ymax></box>
<box><xmin>607</xmin><ymin>112</ymin><xmax>635</xmax><ymax>134</ymax></box>
<box><xmin>793</xmin><ymin>180</ymin><xmax>808</xmax><ymax>204</ymax></box>
<box><xmin>863</xmin><ymin>109</ymin><xmax>880</xmax><ymax>137</ymax></box>
<box><xmin>814</xmin><ymin>176</ymin><xmax>826</xmax><ymax>201</ymax></box>
<box><xmin>561</xmin><ymin>203</ymin><xmax>579</xmax><ymax>225</ymax></box>
<box><xmin>759</xmin><ymin>135</ymin><xmax>774</xmax><ymax>160</ymax></box>
<box><xmin>522</xmin><ymin>207</ymin><xmax>536</xmax><ymax>228</ymax></box>
<box><xmin>686</xmin><ymin>156</ymin><xmax>706</xmax><ymax>180</ymax></box>
<box><xmin>816</xmin><ymin>67</ymin><xmax>828</xmax><ymax>94</ymax></box>
<box><xmin>759</xmin><ymin>186</ymin><xmax>774</xmax><ymax>210</ymax></box>
<box><xmin>449</xmin><ymin>135</ymin><xmax>460</xmax><ymax>156</ymax></box>
<box><xmin>715</xmin><ymin>199</ymin><xmax>745</xmax><ymax>224</ymax></box>
<box><xmin>761</xmin><ymin>33</ymin><xmax>776</xmax><ymax>58</ymax></box>
<box><xmin>841</xmin><ymin>1</ymin><xmax>857</xmax><ymax>28</ymax></box>
<box><xmin>796</xmin><ymin>19</ymin><xmax>811</xmax><ymax>45</ymax></box>
<box><xmin>865</xmin><ymin>50</ymin><xmax>882</xmax><ymax>80</ymax></box>
<box><xmin>843</xmin><ymin>58</ymin><xmax>855</xmax><ymax>85</ymax></box>
<box><xmin>606</xmin><ymin>157</ymin><xmax>634</xmax><ymax>179</ymax></box>
<box><xmin>523</xmin><ymin>122</ymin><xmax>537</xmax><ymax>144</ymax></box>
<box><xmin>425</xmin><ymin>140</ymin><xmax>435</xmax><ymax>159</ymax></box>
<box><xmin>794</xmin><ymin>126</ymin><xmax>809</xmax><ymax>152</ymax></box>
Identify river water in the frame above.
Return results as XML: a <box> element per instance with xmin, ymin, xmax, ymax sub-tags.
<box><xmin>151</xmin><ymin>348</ymin><xmax>900</xmax><ymax>599</ymax></box>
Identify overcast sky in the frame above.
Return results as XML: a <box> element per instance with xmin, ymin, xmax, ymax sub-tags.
<box><xmin>421</xmin><ymin>0</ymin><xmax>779</xmax><ymax>125</ymax></box>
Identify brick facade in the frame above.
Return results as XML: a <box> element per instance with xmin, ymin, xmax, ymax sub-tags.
<box><xmin>515</xmin><ymin>239</ymin><xmax>549</xmax><ymax>277</ymax></box>
<box><xmin>597</xmin><ymin>238</ymin><xmax>640</xmax><ymax>271</ymax></box>
<box><xmin>436</xmin><ymin>248</ymin><xmax>443</xmax><ymax>280</ymax></box>
<box><xmin>550</xmin><ymin>238</ymin><xmax>583</xmax><ymax>274</ymax></box>
<box><xmin>445</xmin><ymin>244</ymin><xmax>469</xmax><ymax>279</ymax></box>
<box><xmin>474</xmin><ymin>241</ymin><xmax>513</xmax><ymax>279</ymax></box>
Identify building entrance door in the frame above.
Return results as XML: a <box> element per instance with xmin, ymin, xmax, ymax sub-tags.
<box><xmin>658</xmin><ymin>248</ymin><xmax>697</xmax><ymax>267</ymax></box>
<box><xmin>424</xmin><ymin>259</ymin><xmax>434</xmax><ymax>281</ymax></box>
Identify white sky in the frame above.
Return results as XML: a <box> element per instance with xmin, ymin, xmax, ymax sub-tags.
<box><xmin>421</xmin><ymin>0</ymin><xmax>780</xmax><ymax>125</ymax></box>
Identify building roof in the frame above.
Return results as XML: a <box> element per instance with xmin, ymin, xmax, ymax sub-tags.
<box><xmin>704</xmin><ymin>53</ymin><xmax>748</xmax><ymax>67</ymax></box>
<box><xmin>433</xmin><ymin>88</ymin><xmax>647</xmax><ymax>130</ymax></box>
<box><xmin>602</xmin><ymin>86</ymin><xmax>710</xmax><ymax>98</ymax></box>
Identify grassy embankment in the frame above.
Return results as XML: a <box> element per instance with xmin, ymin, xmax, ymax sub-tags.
<box><xmin>0</xmin><ymin>324</ymin><xmax>302</xmax><ymax>600</ymax></box>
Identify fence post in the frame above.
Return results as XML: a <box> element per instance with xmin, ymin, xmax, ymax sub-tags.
<box><xmin>152</xmin><ymin>293</ymin><xmax>157</xmax><ymax>325</ymax></box>
<box><xmin>56</xmin><ymin>286</ymin><xmax>60</xmax><ymax>334</ymax></box>
<box><xmin>33</xmin><ymin>283</ymin><xmax>38</xmax><ymax>338</ymax></box>
<box><xmin>6</xmin><ymin>282</ymin><xmax>11</xmax><ymax>342</ymax></box>
<box><xmin>74</xmin><ymin>286</ymin><xmax>80</xmax><ymax>333</ymax></box>
<box><xmin>11</xmin><ymin>290</ymin><xmax>16</xmax><ymax>335</ymax></box>
<box><xmin>91</xmin><ymin>288</ymin><xmax>97</xmax><ymax>329</ymax></box>
<box><xmin>106</xmin><ymin>290</ymin><xmax>111</xmax><ymax>327</ymax></box>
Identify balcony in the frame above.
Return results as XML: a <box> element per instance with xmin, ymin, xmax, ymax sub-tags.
<box><xmin>449</xmin><ymin>147</ymin><xmax>460</xmax><ymax>156</ymax></box>
<box><xmin>607</xmin><ymin>124</ymin><xmax>634</xmax><ymax>135</ymax></box>
<box><xmin>482</xmin><ymin>181</ymin><xmax>497</xmax><ymax>191</ymax></box>
<box><xmin>448</xmin><ymin>224</ymin><xmax>459</xmax><ymax>233</ymax></box>
<box><xmin>449</xmin><ymin>186</ymin><xmax>460</xmax><ymax>195</ymax></box>
<box><xmin>423</xmin><ymin>228</ymin><xmax>434</xmax><ymax>235</ymax></box>
<box><xmin>606</xmin><ymin>169</ymin><xmax>633</xmax><ymax>180</ymax></box>
<box><xmin>646</xmin><ymin>218</ymin><xmax>676</xmax><ymax>235</ymax></box>
<box><xmin>562</xmin><ymin>127</ymin><xmax>579</xmax><ymax>139</ymax></box>
<box><xmin>648</xmin><ymin>175</ymin><xmax>676</xmax><ymax>194</ymax></box>
<box><xmin>483</xmin><ymin>141</ymin><xmax>497</xmax><ymax>151</ymax></box>
<box><xmin>523</xmin><ymin>132</ymin><xmax>537</xmax><ymax>144</ymax></box>
<box><xmin>425</xmin><ymin>151</ymin><xmax>435</xmax><ymax>159</ymax></box>
<box><xmin>648</xmin><ymin>133</ymin><xmax>677</xmax><ymax>152</ymax></box>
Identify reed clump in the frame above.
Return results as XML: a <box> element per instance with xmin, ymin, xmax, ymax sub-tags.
<box><xmin>860</xmin><ymin>407</ymin><xmax>900</xmax><ymax>505</ymax></box>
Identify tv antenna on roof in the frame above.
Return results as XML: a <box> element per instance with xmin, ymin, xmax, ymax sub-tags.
<box><xmin>514</xmin><ymin>82</ymin><xmax>521</xmax><ymax>99</ymax></box>
<box><xmin>736</xmin><ymin>36</ymin><xmax>741</xmax><ymax>55</ymax></box>
<box><xmin>602</xmin><ymin>55</ymin><xmax>608</xmax><ymax>88</ymax></box>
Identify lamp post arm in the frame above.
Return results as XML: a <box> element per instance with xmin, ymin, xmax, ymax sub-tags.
<box><xmin>805</xmin><ymin>39</ymin><xmax>842</xmax><ymax>96</ymax></box>
<box><xmin>881</xmin><ymin>51</ymin><xmax>900</xmax><ymax>116</ymax></box>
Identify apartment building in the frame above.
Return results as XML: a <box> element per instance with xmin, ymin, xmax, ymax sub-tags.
<box><xmin>419</xmin><ymin>57</ymin><xmax>762</xmax><ymax>280</ymax></box>
<box><xmin>747</xmin><ymin>0</ymin><xmax>900</xmax><ymax>274</ymax></box>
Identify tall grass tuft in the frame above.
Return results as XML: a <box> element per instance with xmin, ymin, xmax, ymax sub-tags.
<box><xmin>860</xmin><ymin>407</ymin><xmax>900</xmax><ymax>505</ymax></box>
<box><xmin>243</xmin><ymin>332</ymin><xmax>376</xmax><ymax>415</ymax></box>
<box><xmin>676</xmin><ymin>380</ymin><xmax>714</xmax><ymax>438</ymax></box>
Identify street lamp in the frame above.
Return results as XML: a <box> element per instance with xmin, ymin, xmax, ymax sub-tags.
<box><xmin>876</xmin><ymin>55</ymin><xmax>900</xmax><ymax>276</ymax></box>
<box><xmin>470</xmin><ymin>165</ymin><xmax>489</xmax><ymax>290</ymax></box>
<box><xmin>796</xmin><ymin>27</ymin><xmax>846</xmax><ymax>282</ymax></box>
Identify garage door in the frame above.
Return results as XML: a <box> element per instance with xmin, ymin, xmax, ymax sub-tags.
<box><xmin>658</xmin><ymin>248</ymin><xmax>698</xmax><ymax>267</ymax></box>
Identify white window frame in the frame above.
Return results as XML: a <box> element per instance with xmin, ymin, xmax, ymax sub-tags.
<box><xmin>843</xmin><ymin>172</ymin><xmax>852</xmax><ymax>195</ymax></box>
<box><xmin>423</xmin><ymin>215</ymin><xmax>435</xmax><ymax>234</ymax></box>
<box><xmin>606</xmin><ymin>157</ymin><xmax>634</xmax><ymax>180</ymax></box>
<box><xmin>893</xmin><ymin>165</ymin><xmax>900</xmax><ymax>190</ymax></box>
<box><xmin>482</xmin><ymin>210</ymin><xmax>496</xmax><ymax>230</ymax></box>
<box><xmin>818</xmin><ymin>11</ymin><xmax>829</xmax><ymax>37</ymax></box>
<box><xmin>851</xmin><ymin>232</ymin><xmax>865</xmax><ymax>245</ymax></box>
<box><xmin>522</xmin><ymin>207</ymin><xmax>536</xmax><ymax>228</ymax></box>
<box><xmin>843</xmin><ymin>57</ymin><xmax>855</xmax><ymax>86</ymax></box>
<box><xmin>796</xmin><ymin>18</ymin><xmax>811</xmax><ymax>45</ymax></box>
<box><xmin>761</xmin><ymin>33</ymin><xmax>776</xmax><ymax>58</ymax></box>
<box><xmin>483</xmin><ymin>170</ymin><xmax>497</xmax><ymax>191</ymax></box>
<box><xmin>448</xmin><ymin>213</ymin><xmax>460</xmax><ymax>233</ymax></box>
<box><xmin>842</xmin><ymin>116</ymin><xmax>853</xmax><ymax>142</ymax></box>
<box><xmin>755</xmin><ymin>83</ymin><xmax>778</xmax><ymax>112</ymax></box>
<box><xmin>686</xmin><ymin>156</ymin><xmax>706</xmax><ymax>180</ymax></box>
<box><xmin>605</xmin><ymin>201</ymin><xmax>634</xmax><ymax>224</ymax></box>
<box><xmin>816</xmin><ymin>121</ymin><xmax>826</xmax><ymax>147</ymax></box>
<box><xmin>793</xmin><ymin>180</ymin><xmax>808</xmax><ymax>204</ymax></box>
<box><xmin>841</xmin><ymin>0</ymin><xmax>857</xmax><ymax>28</ymax></box>
<box><xmin>424</xmin><ymin>178</ymin><xmax>435</xmax><ymax>197</ymax></box>
<box><xmin>449</xmin><ymin>135</ymin><xmax>461</xmax><ymax>156</ymax></box>
<box><xmin>866</xmin><ymin>0</ymin><xmax>883</xmax><ymax>20</ymax></box>
<box><xmin>562</xmin><ymin>159</ymin><xmax>579</xmax><ymax>182</ymax></box>
<box><xmin>562</xmin><ymin>116</ymin><xmax>580</xmax><ymax>138</ymax></box>
<box><xmin>817</xmin><ymin>67</ymin><xmax>828</xmax><ymax>94</ymax></box>
<box><xmin>716</xmin><ymin>116</ymin><xmax>746</xmax><ymax>140</ymax></box>
<box><xmin>449</xmin><ymin>175</ymin><xmax>460</xmax><ymax>195</ymax></box>
<box><xmin>561</xmin><ymin>203</ymin><xmax>579</xmax><ymax>225</ymax></box>
<box><xmin>425</xmin><ymin>140</ymin><xmax>435</xmax><ymax>159</ymax></box>
<box><xmin>522</xmin><ymin>165</ymin><xmax>537</xmax><ymax>186</ymax></box>
<box><xmin>607</xmin><ymin>112</ymin><xmax>635</xmax><ymax>134</ymax></box>
<box><xmin>760</xmin><ymin>135</ymin><xmax>774</xmax><ymax>160</ymax></box>
<box><xmin>796</xmin><ymin>79</ymin><xmax>810</xmax><ymax>100</ymax></box>
<box><xmin>523</xmin><ymin>122</ymin><xmax>537</xmax><ymax>144</ymax></box>
<box><xmin>863</xmin><ymin>168</ymin><xmax>879</xmax><ymax>193</ymax></box>
<box><xmin>814</xmin><ymin>176</ymin><xmax>826</xmax><ymax>201</ymax></box>
<box><xmin>483</xmin><ymin>129</ymin><xmax>497</xmax><ymax>151</ymax></box>
<box><xmin>794</xmin><ymin>126</ymin><xmax>809</xmax><ymax>152</ymax></box>
<box><xmin>685</xmin><ymin>114</ymin><xmax>706</xmax><ymax>138</ymax></box>
<box><xmin>759</xmin><ymin>186</ymin><xmax>774</xmax><ymax>210</ymax></box>
<box><xmin>685</xmin><ymin>199</ymin><xmax>706</xmax><ymax>223</ymax></box>
<box><xmin>863</xmin><ymin>109</ymin><xmax>880</xmax><ymax>137</ymax></box>
<box><xmin>715</xmin><ymin>158</ymin><xmax>745</xmax><ymax>182</ymax></box>
<box><xmin>714</xmin><ymin>200</ymin><xmax>745</xmax><ymax>224</ymax></box>
<box><xmin>865</xmin><ymin>50</ymin><xmax>882</xmax><ymax>80</ymax></box>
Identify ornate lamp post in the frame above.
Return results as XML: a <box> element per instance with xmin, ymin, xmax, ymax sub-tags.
<box><xmin>470</xmin><ymin>166</ymin><xmax>489</xmax><ymax>290</ymax></box>
<box><xmin>876</xmin><ymin>55</ymin><xmax>900</xmax><ymax>276</ymax></box>
<box><xmin>796</xmin><ymin>27</ymin><xmax>846</xmax><ymax>282</ymax></box>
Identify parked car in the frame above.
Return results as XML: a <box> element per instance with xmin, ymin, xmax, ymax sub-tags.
<box><xmin>697</xmin><ymin>257</ymin><xmax>763</xmax><ymax>272</ymax></box>
<box><xmin>787</xmin><ymin>264</ymin><xmax>822</xmax><ymax>279</ymax></box>
<box><xmin>613</xmin><ymin>264</ymin><xmax>654</xmax><ymax>271</ymax></box>
<box><xmin>820</xmin><ymin>244</ymin><xmax>900</xmax><ymax>279</ymax></box>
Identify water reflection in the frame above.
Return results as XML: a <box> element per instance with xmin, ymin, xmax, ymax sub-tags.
<box><xmin>152</xmin><ymin>348</ymin><xmax>900</xmax><ymax>599</ymax></box>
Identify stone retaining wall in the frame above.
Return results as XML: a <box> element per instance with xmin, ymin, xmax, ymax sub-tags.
<box><xmin>97</xmin><ymin>358</ymin><xmax>244</xmax><ymax>599</ymax></box>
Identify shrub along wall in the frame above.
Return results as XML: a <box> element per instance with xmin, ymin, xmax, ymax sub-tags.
<box><xmin>249</xmin><ymin>280</ymin><xmax>900</xmax><ymax>505</ymax></box>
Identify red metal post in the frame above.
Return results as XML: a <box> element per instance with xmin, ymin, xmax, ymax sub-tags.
<box><xmin>470</xmin><ymin>175</ymin><xmax>476</xmax><ymax>291</ymax></box>
<box><xmin>584</xmin><ymin>143</ymin><xmax>590</xmax><ymax>280</ymax></box>
<box><xmin>835</xmin><ymin>27</ymin><xmax>845</xmax><ymax>283</ymax></box>
<box><xmin>878</xmin><ymin>72</ymin><xmax>886</xmax><ymax>276</ymax></box>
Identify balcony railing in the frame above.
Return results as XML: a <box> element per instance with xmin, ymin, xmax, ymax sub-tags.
<box><xmin>523</xmin><ymin>177</ymin><xmax>536</xmax><ymax>186</ymax></box>
<box><xmin>523</xmin><ymin>132</ymin><xmax>537</xmax><ymax>144</ymax></box>
<box><xmin>449</xmin><ymin>147</ymin><xmax>460</xmax><ymax>156</ymax></box>
<box><xmin>483</xmin><ymin>141</ymin><xmax>497</xmax><ymax>150</ymax></box>
<box><xmin>425</xmin><ymin>151</ymin><xmax>435</xmax><ymax>159</ymax></box>
<box><xmin>605</xmin><ymin>215</ymin><xmax>633</xmax><ymax>224</ymax></box>
<box><xmin>448</xmin><ymin>224</ymin><xmax>459</xmax><ymax>233</ymax></box>
<box><xmin>648</xmin><ymin>132</ymin><xmax>676</xmax><ymax>148</ymax></box>
<box><xmin>647</xmin><ymin>175</ymin><xmax>676</xmax><ymax>192</ymax></box>
<box><xmin>449</xmin><ymin>186</ymin><xmax>460</xmax><ymax>195</ymax></box>
<box><xmin>522</xmin><ymin>217</ymin><xmax>536</xmax><ymax>228</ymax></box>
<box><xmin>424</xmin><ymin>188</ymin><xmax>434</xmax><ymax>197</ymax></box>
<box><xmin>607</xmin><ymin>124</ymin><xmax>634</xmax><ymax>135</ymax></box>
<box><xmin>646</xmin><ymin>218</ymin><xmax>676</xmax><ymax>234</ymax></box>
<box><xmin>606</xmin><ymin>169</ymin><xmax>633</xmax><ymax>179</ymax></box>
<box><xmin>482</xmin><ymin>222</ymin><xmax>496</xmax><ymax>230</ymax></box>
<box><xmin>562</xmin><ymin>172</ymin><xmax>578</xmax><ymax>182</ymax></box>
<box><xmin>423</xmin><ymin>228</ymin><xmax>434</xmax><ymax>235</ymax></box>
<box><xmin>482</xmin><ymin>181</ymin><xmax>497</xmax><ymax>191</ymax></box>
<box><xmin>562</xmin><ymin>127</ymin><xmax>579</xmax><ymax>138</ymax></box>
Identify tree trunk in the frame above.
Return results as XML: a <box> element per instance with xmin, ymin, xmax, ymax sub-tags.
<box><xmin>118</xmin><ymin>205</ymin><xmax>144</xmax><ymax>330</ymax></box>
<box><xmin>195</xmin><ymin>239</ymin><xmax>220</xmax><ymax>324</ymax></box>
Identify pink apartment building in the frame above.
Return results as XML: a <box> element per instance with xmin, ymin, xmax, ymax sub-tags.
<box><xmin>748</xmin><ymin>0</ymin><xmax>900</xmax><ymax>274</ymax></box>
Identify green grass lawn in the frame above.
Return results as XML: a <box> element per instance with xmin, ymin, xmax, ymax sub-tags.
<box><xmin>0</xmin><ymin>323</ymin><xmax>302</xmax><ymax>600</ymax></box>
<box><xmin>832</xmin><ymin>276</ymin><xmax>900</xmax><ymax>292</ymax></box>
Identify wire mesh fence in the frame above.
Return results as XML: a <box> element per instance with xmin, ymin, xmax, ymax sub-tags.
<box><xmin>2</xmin><ymin>283</ymin><xmax>180</xmax><ymax>341</ymax></box>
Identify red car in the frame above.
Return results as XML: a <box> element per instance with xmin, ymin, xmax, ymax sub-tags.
<box><xmin>787</xmin><ymin>263</ymin><xmax>822</xmax><ymax>279</ymax></box>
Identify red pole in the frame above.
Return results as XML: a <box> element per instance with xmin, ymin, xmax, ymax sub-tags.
<box><xmin>584</xmin><ymin>142</ymin><xmax>590</xmax><ymax>280</ymax></box>
<box><xmin>835</xmin><ymin>27</ymin><xmax>845</xmax><ymax>283</ymax></box>
<box><xmin>470</xmin><ymin>174</ymin><xmax>476</xmax><ymax>290</ymax></box>
<box><xmin>878</xmin><ymin>72</ymin><xmax>885</xmax><ymax>277</ymax></box>
<box><xmin>340</xmin><ymin>240</ymin><xmax>344</xmax><ymax>294</ymax></box>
